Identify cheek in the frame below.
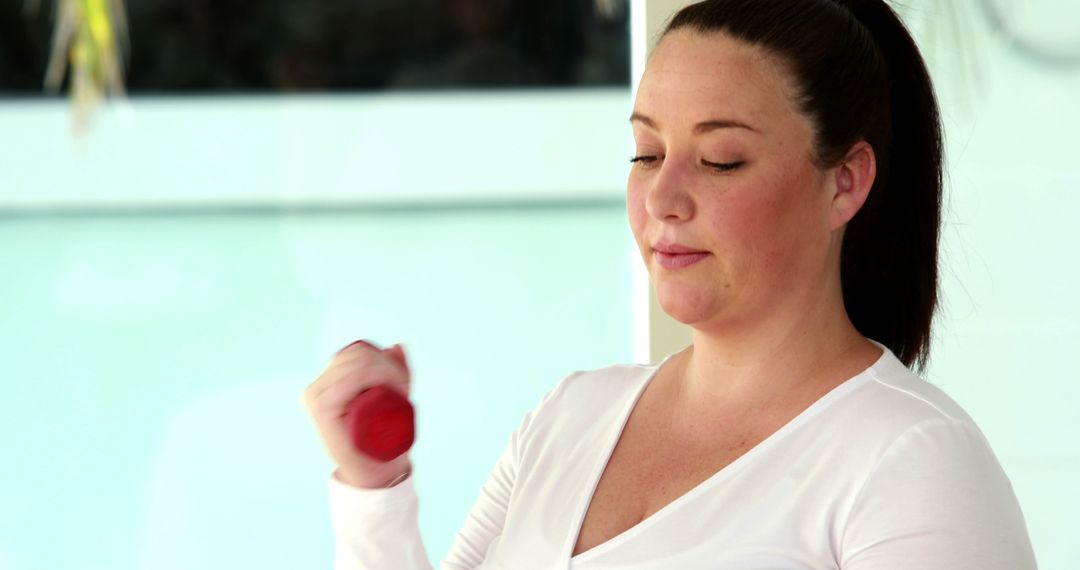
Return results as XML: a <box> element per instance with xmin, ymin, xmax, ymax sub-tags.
<box><xmin>752</xmin><ymin>173</ymin><xmax>830</xmax><ymax>271</ymax></box>
<box><xmin>704</xmin><ymin>173</ymin><xmax>821</xmax><ymax>272</ymax></box>
<box><xmin>701</xmin><ymin>197</ymin><xmax>774</xmax><ymax>261</ymax></box>
<box><xmin>626</xmin><ymin>180</ymin><xmax>648</xmax><ymax>244</ymax></box>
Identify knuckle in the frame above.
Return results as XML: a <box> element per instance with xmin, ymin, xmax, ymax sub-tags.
<box><xmin>335</xmin><ymin>339</ymin><xmax>380</xmax><ymax>357</ymax></box>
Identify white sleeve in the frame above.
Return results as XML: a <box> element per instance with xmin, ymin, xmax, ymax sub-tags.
<box><xmin>328</xmin><ymin>472</ymin><xmax>434</xmax><ymax>570</ymax></box>
<box><xmin>326</xmin><ymin>428</ymin><xmax>520</xmax><ymax>570</ymax></box>
<box><xmin>839</xmin><ymin>417</ymin><xmax>1037</xmax><ymax>569</ymax></box>
<box><xmin>440</xmin><ymin>396</ymin><xmax>541</xmax><ymax>569</ymax></box>
<box><xmin>328</xmin><ymin>372</ymin><xmax>572</xmax><ymax>570</ymax></box>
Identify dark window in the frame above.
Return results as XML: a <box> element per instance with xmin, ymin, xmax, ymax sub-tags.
<box><xmin>0</xmin><ymin>0</ymin><xmax>629</xmax><ymax>95</ymax></box>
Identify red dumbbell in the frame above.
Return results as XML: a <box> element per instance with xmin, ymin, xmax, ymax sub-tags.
<box><xmin>346</xmin><ymin>385</ymin><xmax>415</xmax><ymax>462</ymax></box>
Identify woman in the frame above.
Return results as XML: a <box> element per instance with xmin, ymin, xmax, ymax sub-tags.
<box><xmin>303</xmin><ymin>0</ymin><xmax>1037</xmax><ymax>567</ymax></box>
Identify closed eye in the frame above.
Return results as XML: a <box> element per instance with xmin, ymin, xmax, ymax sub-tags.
<box><xmin>630</xmin><ymin>155</ymin><xmax>659</xmax><ymax>167</ymax></box>
<box><xmin>702</xmin><ymin>159</ymin><xmax>744</xmax><ymax>172</ymax></box>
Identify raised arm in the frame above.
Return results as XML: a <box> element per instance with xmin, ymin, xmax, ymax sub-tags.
<box><xmin>305</xmin><ymin>341</ymin><xmax>428</xmax><ymax>569</ymax></box>
<box><xmin>328</xmin><ymin>380</ymin><xmax>549</xmax><ymax>569</ymax></box>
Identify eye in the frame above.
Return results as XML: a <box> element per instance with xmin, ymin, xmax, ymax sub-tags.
<box><xmin>701</xmin><ymin>159</ymin><xmax>744</xmax><ymax>173</ymax></box>
<box><xmin>629</xmin><ymin>155</ymin><xmax>660</xmax><ymax>169</ymax></box>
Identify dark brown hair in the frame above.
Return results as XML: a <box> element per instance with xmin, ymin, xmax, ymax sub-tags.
<box><xmin>663</xmin><ymin>0</ymin><xmax>943</xmax><ymax>371</ymax></box>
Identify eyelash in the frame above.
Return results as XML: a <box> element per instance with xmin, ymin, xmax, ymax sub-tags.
<box><xmin>629</xmin><ymin>156</ymin><xmax>744</xmax><ymax>173</ymax></box>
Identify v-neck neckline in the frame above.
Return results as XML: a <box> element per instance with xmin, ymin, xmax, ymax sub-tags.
<box><xmin>566</xmin><ymin>345</ymin><xmax>888</xmax><ymax>565</ymax></box>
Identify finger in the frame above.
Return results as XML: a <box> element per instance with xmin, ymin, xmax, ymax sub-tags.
<box><xmin>306</xmin><ymin>347</ymin><xmax>382</xmax><ymax>400</ymax></box>
<box><xmin>335</xmin><ymin>339</ymin><xmax>381</xmax><ymax>358</ymax></box>
<box><xmin>383</xmin><ymin>344</ymin><xmax>410</xmax><ymax>376</ymax></box>
<box><xmin>314</xmin><ymin>368</ymin><xmax>407</xmax><ymax>418</ymax></box>
<box><xmin>306</xmin><ymin>340</ymin><xmax>405</xmax><ymax>404</ymax></box>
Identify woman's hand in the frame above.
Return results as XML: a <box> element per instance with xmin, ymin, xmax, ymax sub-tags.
<box><xmin>303</xmin><ymin>340</ymin><xmax>413</xmax><ymax>488</ymax></box>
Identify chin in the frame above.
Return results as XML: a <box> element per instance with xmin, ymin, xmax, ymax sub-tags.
<box><xmin>654</xmin><ymin>281</ymin><xmax>720</xmax><ymax>326</ymax></box>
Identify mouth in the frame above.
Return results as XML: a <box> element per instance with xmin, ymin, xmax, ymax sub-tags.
<box><xmin>651</xmin><ymin>242</ymin><xmax>710</xmax><ymax>270</ymax></box>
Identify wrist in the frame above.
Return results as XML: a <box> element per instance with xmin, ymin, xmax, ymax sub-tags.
<box><xmin>337</xmin><ymin>459</ymin><xmax>412</xmax><ymax>489</ymax></box>
<box><xmin>382</xmin><ymin>468</ymin><xmax>411</xmax><ymax>488</ymax></box>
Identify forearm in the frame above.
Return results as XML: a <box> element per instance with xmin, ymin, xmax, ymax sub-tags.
<box><xmin>329</xmin><ymin>472</ymin><xmax>434</xmax><ymax>570</ymax></box>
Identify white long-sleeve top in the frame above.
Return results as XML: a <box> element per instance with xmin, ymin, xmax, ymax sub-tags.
<box><xmin>328</xmin><ymin>344</ymin><xmax>1036</xmax><ymax>569</ymax></box>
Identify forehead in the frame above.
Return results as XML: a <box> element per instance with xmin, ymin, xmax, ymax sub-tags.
<box><xmin>635</xmin><ymin>30</ymin><xmax>806</xmax><ymax>135</ymax></box>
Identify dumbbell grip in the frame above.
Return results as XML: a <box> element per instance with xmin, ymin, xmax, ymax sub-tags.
<box><xmin>346</xmin><ymin>385</ymin><xmax>415</xmax><ymax>462</ymax></box>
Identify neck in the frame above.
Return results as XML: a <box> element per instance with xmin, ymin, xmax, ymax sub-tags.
<box><xmin>670</xmin><ymin>281</ymin><xmax>881</xmax><ymax>412</ymax></box>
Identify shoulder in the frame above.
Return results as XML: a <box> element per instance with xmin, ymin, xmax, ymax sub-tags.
<box><xmin>849</xmin><ymin>349</ymin><xmax>1010</xmax><ymax>488</ymax></box>
<box><xmin>832</xmin><ymin>347</ymin><xmax>984</xmax><ymax>445</ymax></box>
<box><xmin>512</xmin><ymin>361</ymin><xmax>657</xmax><ymax>446</ymax></box>
<box><xmin>548</xmin><ymin>362</ymin><xmax>658</xmax><ymax>403</ymax></box>
<box><xmin>835</xmin><ymin>350</ymin><xmax>1035</xmax><ymax>567</ymax></box>
<box><xmin>865</xmin><ymin>348</ymin><xmax>973</xmax><ymax>420</ymax></box>
<box><xmin>798</xmin><ymin>347</ymin><xmax>1013</xmax><ymax>510</ymax></box>
<box><xmin>528</xmin><ymin>361</ymin><xmax>657</xmax><ymax>420</ymax></box>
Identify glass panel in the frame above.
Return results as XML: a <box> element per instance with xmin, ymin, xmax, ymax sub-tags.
<box><xmin>0</xmin><ymin>91</ymin><xmax>632</xmax><ymax>209</ymax></box>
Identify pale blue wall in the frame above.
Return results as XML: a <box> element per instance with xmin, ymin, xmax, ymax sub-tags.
<box><xmin>907</xmin><ymin>7</ymin><xmax>1080</xmax><ymax>568</ymax></box>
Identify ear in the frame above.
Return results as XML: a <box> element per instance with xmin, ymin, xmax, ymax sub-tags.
<box><xmin>828</xmin><ymin>141</ymin><xmax>876</xmax><ymax>230</ymax></box>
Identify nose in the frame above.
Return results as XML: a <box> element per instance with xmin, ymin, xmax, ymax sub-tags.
<box><xmin>644</xmin><ymin>155</ymin><xmax>695</xmax><ymax>223</ymax></box>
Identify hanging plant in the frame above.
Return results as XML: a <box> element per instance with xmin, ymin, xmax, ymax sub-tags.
<box><xmin>42</xmin><ymin>0</ymin><xmax>128</xmax><ymax>131</ymax></box>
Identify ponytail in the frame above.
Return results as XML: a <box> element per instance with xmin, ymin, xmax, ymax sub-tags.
<box><xmin>837</xmin><ymin>0</ymin><xmax>943</xmax><ymax>372</ymax></box>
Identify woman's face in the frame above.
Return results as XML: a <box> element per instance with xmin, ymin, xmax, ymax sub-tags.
<box><xmin>628</xmin><ymin>30</ymin><xmax>838</xmax><ymax>332</ymax></box>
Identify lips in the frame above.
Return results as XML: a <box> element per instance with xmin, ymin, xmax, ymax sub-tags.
<box><xmin>652</xmin><ymin>241</ymin><xmax>710</xmax><ymax>270</ymax></box>
<box><xmin>652</xmin><ymin>241</ymin><xmax>708</xmax><ymax>255</ymax></box>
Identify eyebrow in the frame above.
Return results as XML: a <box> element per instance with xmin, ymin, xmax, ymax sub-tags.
<box><xmin>629</xmin><ymin>112</ymin><xmax>760</xmax><ymax>135</ymax></box>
